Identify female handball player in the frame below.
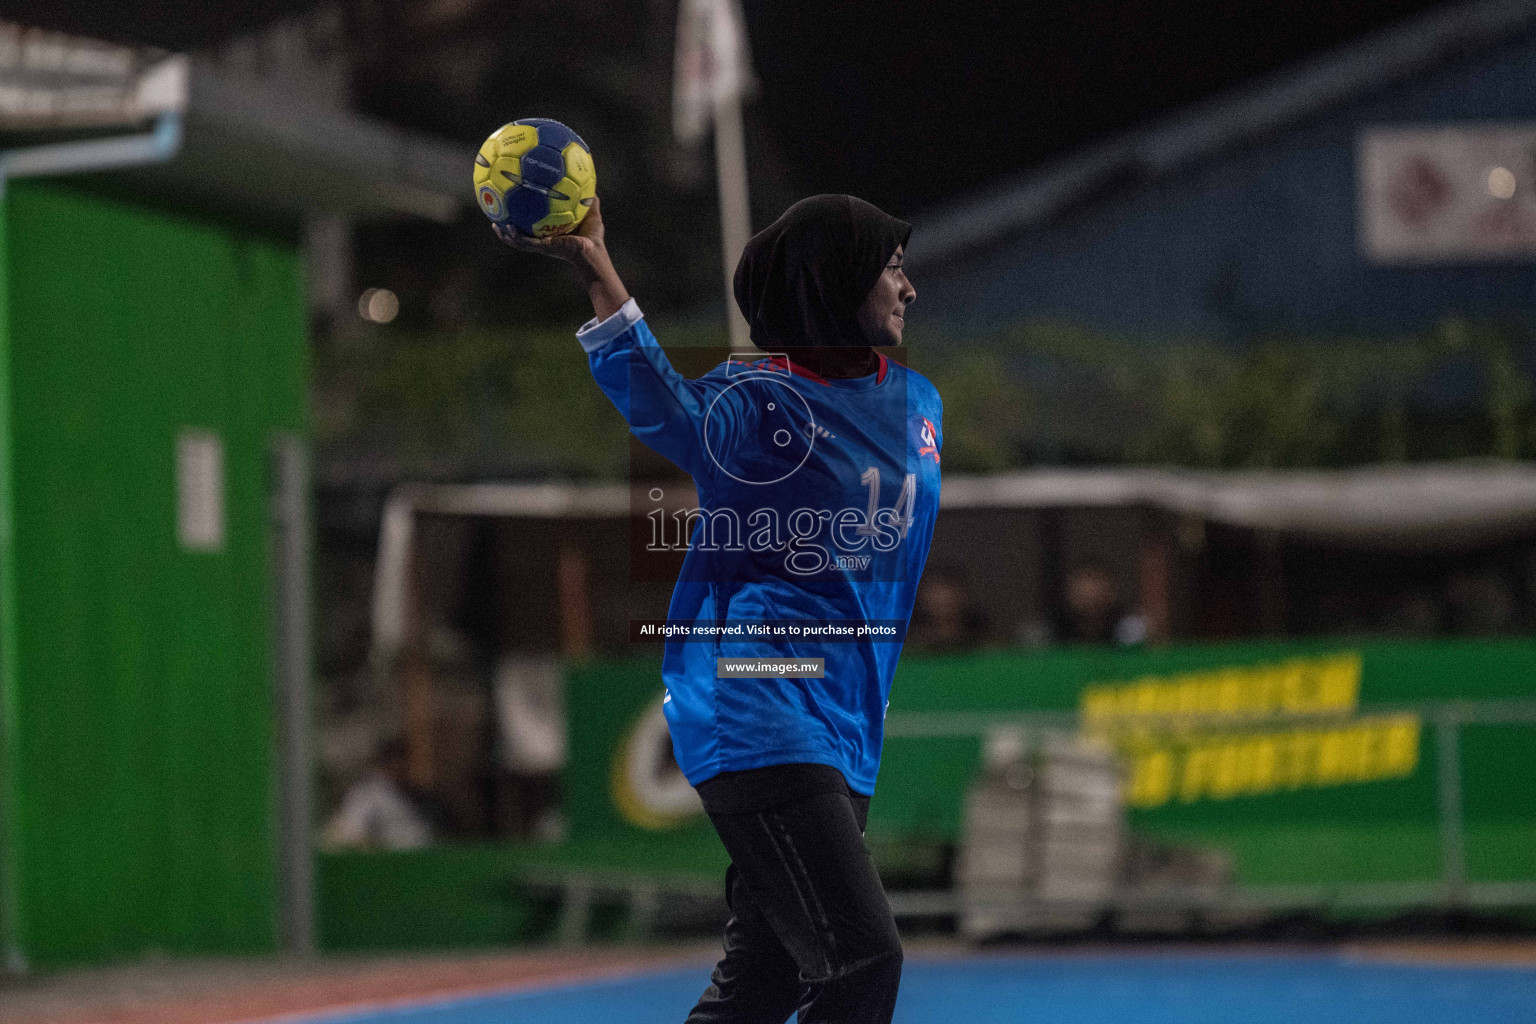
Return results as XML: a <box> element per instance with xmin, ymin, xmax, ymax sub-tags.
<box><xmin>496</xmin><ymin>192</ymin><xmax>941</xmax><ymax>1024</ymax></box>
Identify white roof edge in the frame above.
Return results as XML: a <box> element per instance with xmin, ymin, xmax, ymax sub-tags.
<box><xmin>376</xmin><ymin>463</ymin><xmax>1536</xmax><ymax>528</ymax></box>
<box><xmin>0</xmin><ymin>25</ymin><xmax>467</xmax><ymax>221</ymax></box>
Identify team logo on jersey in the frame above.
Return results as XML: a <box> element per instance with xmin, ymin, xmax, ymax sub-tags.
<box><xmin>917</xmin><ymin>417</ymin><xmax>940</xmax><ymax>463</ymax></box>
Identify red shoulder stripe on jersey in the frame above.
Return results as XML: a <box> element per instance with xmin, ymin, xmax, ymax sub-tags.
<box><xmin>764</xmin><ymin>355</ymin><xmax>832</xmax><ymax>386</ymax></box>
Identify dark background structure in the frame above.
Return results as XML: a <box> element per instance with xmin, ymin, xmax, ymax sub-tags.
<box><xmin>8</xmin><ymin>0</ymin><xmax>1451</xmax><ymax>326</ymax></box>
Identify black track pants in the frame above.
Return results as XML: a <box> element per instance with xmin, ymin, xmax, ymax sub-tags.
<box><xmin>684</xmin><ymin>784</ymin><xmax>903</xmax><ymax>1024</ymax></box>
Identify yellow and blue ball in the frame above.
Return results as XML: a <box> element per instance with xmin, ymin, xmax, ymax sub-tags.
<box><xmin>473</xmin><ymin>118</ymin><xmax>596</xmax><ymax>237</ymax></box>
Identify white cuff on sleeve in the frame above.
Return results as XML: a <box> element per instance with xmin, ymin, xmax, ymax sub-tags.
<box><xmin>576</xmin><ymin>297</ymin><xmax>643</xmax><ymax>352</ymax></box>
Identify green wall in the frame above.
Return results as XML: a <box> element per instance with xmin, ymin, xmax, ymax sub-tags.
<box><xmin>0</xmin><ymin>182</ymin><xmax>307</xmax><ymax>966</ymax></box>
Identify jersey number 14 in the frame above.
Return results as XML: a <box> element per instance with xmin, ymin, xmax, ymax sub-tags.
<box><xmin>857</xmin><ymin>467</ymin><xmax>917</xmax><ymax>542</ymax></box>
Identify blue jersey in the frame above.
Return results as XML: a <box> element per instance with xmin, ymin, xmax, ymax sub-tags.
<box><xmin>579</xmin><ymin>300</ymin><xmax>942</xmax><ymax>794</ymax></box>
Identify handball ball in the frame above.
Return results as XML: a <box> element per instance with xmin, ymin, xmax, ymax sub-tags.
<box><xmin>473</xmin><ymin>118</ymin><xmax>596</xmax><ymax>237</ymax></box>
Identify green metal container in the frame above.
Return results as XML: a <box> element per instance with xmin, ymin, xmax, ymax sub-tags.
<box><xmin>0</xmin><ymin>182</ymin><xmax>307</xmax><ymax>967</ymax></box>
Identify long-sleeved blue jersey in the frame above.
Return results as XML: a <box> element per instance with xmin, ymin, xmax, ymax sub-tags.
<box><xmin>578</xmin><ymin>299</ymin><xmax>942</xmax><ymax>794</ymax></box>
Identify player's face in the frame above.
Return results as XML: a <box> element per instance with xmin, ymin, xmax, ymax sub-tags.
<box><xmin>855</xmin><ymin>246</ymin><xmax>916</xmax><ymax>346</ymax></box>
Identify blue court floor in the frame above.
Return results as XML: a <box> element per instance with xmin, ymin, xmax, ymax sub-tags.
<box><xmin>295</xmin><ymin>951</ymin><xmax>1536</xmax><ymax>1024</ymax></box>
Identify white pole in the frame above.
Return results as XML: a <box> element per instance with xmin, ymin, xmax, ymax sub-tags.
<box><xmin>712</xmin><ymin>90</ymin><xmax>753</xmax><ymax>352</ymax></box>
<box><xmin>272</xmin><ymin>434</ymin><xmax>316</xmax><ymax>955</ymax></box>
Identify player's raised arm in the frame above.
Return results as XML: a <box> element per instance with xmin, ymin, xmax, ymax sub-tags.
<box><xmin>494</xmin><ymin>198</ymin><xmax>754</xmax><ymax>480</ymax></box>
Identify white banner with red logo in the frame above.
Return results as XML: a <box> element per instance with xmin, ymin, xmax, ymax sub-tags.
<box><xmin>1357</xmin><ymin>123</ymin><xmax>1536</xmax><ymax>263</ymax></box>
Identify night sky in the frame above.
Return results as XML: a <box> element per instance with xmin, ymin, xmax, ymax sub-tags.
<box><xmin>10</xmin><ymin>0</ymin><xmax>1452</xmax><ymax>217</ymax></box>
<box><xmin>740</xmin><ymin>0</ymin><xmax>1452</xmax><ymax>215</ymax></box>
<box><xmin>5</xmin><ymin>0</ymin><xmax>1458</xmax><ymax>320</ymax></box>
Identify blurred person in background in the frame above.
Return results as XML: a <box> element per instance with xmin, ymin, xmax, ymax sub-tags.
<box><xmin>1062</xmin><ymin>562</ymin><xmax>1147</xmax><ymax>645</ymax></box>
<box><xmin>1444</xmin><ymin>569</ymin><xmax>1518</xmax><ymax>635</ymax></box>
<box><xmin>322</xmin><ymin>736</ymin><xmax>438</xmax><ymax>851</ymax></box>
<box><xmin>1016</xmin><ymin>563</ymin><xmax>1147</xmax><ymax>647</ymax></box>
<box><xmin>496</xmin><ymin>192</ymin><xmax>935</xmax><ymax>1024</ymax></box>
<box><xmin>492</xmin><ymin>653</ymin><xmax>568</xmax><ymax>843</ymax></box>
<box><xmin>907</xmin><ymin>571</ymin><xmax>988</xmax><ymax>652</ymax></box>
<box><xmin>1380</xmin><ymin>589</ymin><xmax>1444</xmax><ymax>636</ymax></box>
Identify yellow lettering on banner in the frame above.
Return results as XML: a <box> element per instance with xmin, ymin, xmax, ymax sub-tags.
<box><xmin>1132</xmin><ymin>679</ymin><xmax>1162</xmax><ymax>717</ymax></box>
<box><xmin>1175</xmin><ymin>678</ymin><xmax>1202</xmax><ymax>717</ymax></box>
<box><xmin>1178</xmin><ymin>746</ymin><xmax>1217</xmax><ymax>803</ymax></box>
<box><xmin>1078</xmin><ymin>653</ymin><xmax>1363</xmax><ymax>733</ymax></box>
<box><xmin>1273</xmin><ymin>660</ymin><xmax>1303</xmax><ymax>714</ymax></box>
<box><xmin>1379</xmin><ymin>715</ymin><xmax>1421</xmax><ymax>777</ymax></box>
<box><xmin>1316</xmin><ymin>653</ymin><xmax>1363</xmax><ymax>713</ymax></box>
<box><xmin>1108</xmin><ymin>683</ymin><xmax>1132</xmax><ymax>720</ymax></box>
<box><xmin>1315</xmin><ymin>728</ymin><xmax>1352</xmax><ymax>786</ymax></box>
<box><xmin>1210</xmin><ymin>741</ymin><xmax>1244</xmax><ymax>799</ymax></box>
<box><xmin>1351</xmin><ymin>725</ymin><xmax>1378</xmax><ymax>782</ymax></box>
<box><xmin>1215</xmin><ymin>670</ymin><xmax>1244</xmax><ymax>717</ymax></box>
<box><xmin>1074</xmin><ymin>655</ymin><xmax>1422</xmax><ymax>808</ymax></box>
<box><xmin>1122</xmin><ymin>715</ymin><xmax>1422</xmax><ymax>809</ymax></box>
<box><xmin>1246</xmin><ymin>735</ymin><xmax>1279</xmax><ymax>794</ymax></box>
<box><xmin>1127</xmin><ymin>749</ymin><xmax>1175</xmax><ymax>808</ymax></box>
<box><xmin>1363</xmin><ymin>721</ymin><xmax>1389</xmax><ymax>780</ymax></box>
<box><xmin>1197</xmin><ymin>676</ymin><xmax>1223</xmax><ymax>717</ymax></box>
<box><xmin>1262</xmin><ymin>671</ymin><xmax>1287</xmax><ymax>713</ymax></box>
<box><xmin>1080</xmin><ymin>688</ymin><xmax>1116</xmax><ymax>733</ymax></box>
<box><xmin>1278</xmin><ymin>730</ymin><xmax>1314</xmax><ymax>789</ymax></box>
<box><xmin>1265</xmin><ymin>670</ymin><xmax>1287</xmax><ymax>713</ymax></box>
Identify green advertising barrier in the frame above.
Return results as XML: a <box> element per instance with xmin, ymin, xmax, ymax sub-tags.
<box><xmin>317</xmin><ymin>639</ymin><xmax>1536</xmax><ymax>950</ymax></box>
<box><xmin>568</xmin><ymin>640</ymin><xmax>1536</xmax><ymax>888</ymax></box>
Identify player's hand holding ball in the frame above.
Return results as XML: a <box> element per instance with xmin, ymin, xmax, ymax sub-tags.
<box><xmin>492</xmin><ymin>196</ymin><xmax>605</xmax><ymax>270</ymax></box>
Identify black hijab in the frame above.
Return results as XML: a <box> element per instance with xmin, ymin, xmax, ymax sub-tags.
<box><xmin>733</xmin><ymin>195</ymin><xmax>911</xmax><ymax>358</ymax></box>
